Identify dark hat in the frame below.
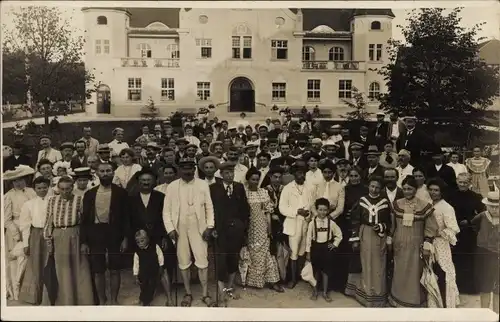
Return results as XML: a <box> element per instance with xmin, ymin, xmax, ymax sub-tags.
<box><xmin>176</xmin><ymin>138</ymin><xmax>189</xmax><ymax>145</ymax></box>
<box><xmin>146</xmin><ymin>142</ymin><xmax>162</xmax><ymax>150</ymax></box>
<box><xmin>319</xmin><ymin>159</ymin><xmax>336</xmax><ymax>171</ymax></box>
<box><xmin>366</xmin><ymin>145</ymin><xmax>381</xmax><ymax>155</ymax></box>
<box><xmin>97</xmin><ymin>144</ymin><xmax>111</xmax><ymax>153</ymax></box>
<box><xmin>73</xmin><ymin>167</ymin><xmax>92</xmax><ymax>179</ymax></box>
<box><xmin>336</xmin><ymin>158</ymin><xmax>351</xmax><ymax>166</ymax></box>
<box><xmin>60</xmin><ymin>142</ymin><xmax>74</xmax><ymax>150</ymax></box>
<box><xmin>12</xmin><ymin>141</ymin><xmax>24</xmax><ymax>149</ymax></box>
<box><xmin>350</xmin><ymin>142</ymin><xmax>364</xmax><ymax>150</ymax></box>
<box><xmin>296</xmin><ymin>133</ymin><xmax>309</xmax><ymax>141</ymax></box>
<box><xmin>135</xmin><ymin>167</ymin><xmax>157</xmax><ymax>179</ymax></box>
<box><xmin>219</xmin><ymin>161</ymin><xmax>236</xmax><ymax>172</ymax></box>
<box><xmin>268</xmin><ymin>166</ymin><xmax>284</xmax><ymax>175</ymax></box>
<box><xmin>360</xmin><ymin>125</ymin><xmax>369</xmax><ymax>131</ymax></box>
<box><xmin>178</xmin><ymin>158</ymin><xmax>196</xmax><ymax>168</ymax></box>
<box><xmin>291</xmin><ymin>160</ymin><xmax>308</xmax><ymax>174</ymax></box>
<box><xmin>199</xmin><ymin>156</ymin><xmax>221</xmax><ymax>171</ymax></box>
<box><xmin>302</xmin><ymin>151</ymin><xmax>321</xmax><ymax>162</ymax></box>
<box><xmin>185</xmin><ymin>143</ymin><xmax>198</xmax><ymax>150</ymax></box>
<box><xmin>39</xmin><ymin>134</ymin><xmax>51</xmax><ymax>141</ymax></box>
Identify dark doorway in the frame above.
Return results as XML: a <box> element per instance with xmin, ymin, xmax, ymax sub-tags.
<box><xmin>96</xmin><ymin>84</ymin><xmax>111</xmax><ymax>114</ymax></box>
<box><xmin>229</xmin><ymin>77</ymin><xmax>255</xmax><ymax>112</ymax></box>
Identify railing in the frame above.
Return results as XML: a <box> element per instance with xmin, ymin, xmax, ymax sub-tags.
<box><xmin>302</xmin><ymin>60</ymin><xmax>362</xmax><ymax>71</ymax></box>
<box><xmin>120</xmin><ymin>58</ymin><xmax>180</xmax><ymax>68</ymax></box>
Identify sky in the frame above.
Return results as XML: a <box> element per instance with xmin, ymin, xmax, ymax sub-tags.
<box><xmin>2</xmin><ymin>1</ymin><xmax>499</xmax><ymax>43</ymax></box>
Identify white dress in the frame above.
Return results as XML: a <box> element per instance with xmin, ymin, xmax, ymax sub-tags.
<box><xmin>112</xmin><ymin>164</ymin><xmax>142</xmax><ymax>188</ymax></box>
<box><xmin>432</xmin><ymin>199</ymin><xmax>460</xmax><ymax>308</ymax></box>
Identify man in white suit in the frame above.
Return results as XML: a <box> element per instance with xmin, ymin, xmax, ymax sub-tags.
<box><xmin>163</xmin><ymin>159</ymin><xmax>217</xmax><ymax>307</ymax></box>
<box><xmin>279</xmin><ymin>160</ymin><xmax>315</xmax><ymax>288</ymax></box>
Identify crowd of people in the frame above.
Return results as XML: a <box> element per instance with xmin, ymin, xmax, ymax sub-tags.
<box><xmin>2</xmin><ymin>110</ymin><xmax>499</xmax><ymax>311</ymax></box>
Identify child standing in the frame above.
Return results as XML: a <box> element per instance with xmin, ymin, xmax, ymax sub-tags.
<box><xmin>472</xmin><ymin>190</ymin><xmax>499</xmax><ymax>313</ymax></box>
<box><xmin>305</xmin><ymin>198</ymin><xmax>343</xmax><ymax>302</ymax></box>
<box><xmin>133</xmin><ymin>230</ymin><xmax>164</xmax><ymax>306</ymax></box>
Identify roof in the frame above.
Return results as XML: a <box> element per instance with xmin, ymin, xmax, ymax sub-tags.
<box><xmin>478</xmin><ymin>39</ymin><xmax>500</xmax><ymax>65</ymax></box>
<box><xmin>126</xmin><ymin>8</ymin><xmax>180</xmax><ymax>28</ymax></box>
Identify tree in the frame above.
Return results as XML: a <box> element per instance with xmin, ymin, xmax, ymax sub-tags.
<box><xmin>379</xmin><ymin>8</ymin><xmax>499</xmax><ymax>141</ymax></box>
<box><xmin>2</xmin><ymin>6</ymin><xmax>95</xmax><ymax>126</ymax></box>
<box><xmin>341</xmin><ymin>87</ymin><xmax>370</xmax><ymax>123</ymax></box>
<box><xmin>2</xmin><ymin>49</ymin><xmax>27</xmax><ymax>104</ymax></box>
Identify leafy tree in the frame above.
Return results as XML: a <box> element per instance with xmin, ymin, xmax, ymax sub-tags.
<box><xmin>341</xmin><ymin>86</ymin><xmax>370</xmax><ymax>122</ymax></box>
<box><xmin>379</xmin><ymin>8</ymin><xmax>499</xmax><ymax>141</ymax></box>
<box><xmin>2</xmin><ymin>6</ymin><xmax>94</xmax><ymax>126</ymax></box>
<box><xmin>2</xmin><ymin>49</ymin><xmax>27</xmax><ymax>104</ymax></box>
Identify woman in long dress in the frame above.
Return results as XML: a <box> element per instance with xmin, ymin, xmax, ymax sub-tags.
<box><xmin>347</xmin><ymin>176</ymin><xmax>391</xmax><ymax>307</ymax></box>
<box><xmin>448</xmin><ymin>172</ymin><xmax>485</xmax><ymax>295</ymax></box>
<box><xmin>413</xmin><ymin>168</ymin><xmax>432</xmax><ymax>203</ymax></box>
<box><xmin>388</xmin><ymin>175</ymin><xmax>439</xmax><ymax>307</ymax></box>
<box><xmin>113</xmin><ymin>148</ymin><xmax>142</xmax><ymax>189</ymax></box>
<box><xmin>43</xmin><ymin>176</ymin><xmax>94</xmax><ymax>305</ymax></box>
<box><xmin>244</xmin><ymin>169</ymin><xmax>284</xmax><ymax>292</ymax></box>
<box><xmin>465</xmin><ymin>146</ymin><xmax>491</xmax><ymax>197</ymax></box>
<box><xmin>427</xmin><ymin>178</ymin><xmax>460</xmax><ymax>308</ymax></box>
<box><xmin>341</xmin><ymin>167</ymin><xmax>368</xmax><ymax>294</ymax></box>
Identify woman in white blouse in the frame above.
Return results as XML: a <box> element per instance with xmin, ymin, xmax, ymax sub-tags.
<box><xmin>427</xmin><ymin>178</ymin><xmax>460</xmax><ymax>308</ymax></box>
<box><xmin>112</xmin><ymin>148</ymin><xmax>142</xmax><ymax>189</ymax></box>
<box><xmin>413</xmin><ymin>168</ymin><xmax>432</xmax><ymax>203</ymax></box>
<box><xmin>446</xmin><ymin>152</ymin><xmax>467</xmax><ymax>178</ymax></box>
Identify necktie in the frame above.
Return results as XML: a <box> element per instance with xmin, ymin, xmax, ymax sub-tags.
<box><xmin>250</xmin><ymin>159</ymin><xmax>255</xmax><ymax>168</ymax></box>
<box><xmin>226</xmin><ymin>185</ymin><xmax>232</xmax><ymax>197</ymax></box>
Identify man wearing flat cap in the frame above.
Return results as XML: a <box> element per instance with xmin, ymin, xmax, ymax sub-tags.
<box><xmin>279</xmin><ymin>160</ymin><xmax>315</xmax><ymax>288</ymax></box>
<box><xmin>141</xmin><ymin>142</ymin><xmax>165</xmax><ymax>179</ymax></box>
<box><xmin>426</xmin><ymin>147</ymin><xmax>457</xmax><ymax>191</ymax></box>
<box><xmin>363</xmin><ymin>145</ymin><xmax>386</xmax><ymax>182</ymax></box>
<box><xmin>350</xmin><ymin>142</ymin><xmax>368</xmax><ymax>169</ymax></box>
<box><xmin>175</xmin><ymin>138</ymin><xmax>189</xmax><ymax>163</ymax></box>
<box><xmin>60</xmin><ymin>142</ymin><xmax>75</xmax><ymax>163</ymax></box>
<box><xmin>3</xmin><ymin>142</ymin><xmax>31</xmax><ymax>172</ymax></box>
<box><xmin>162</xmin><ymin>158</ymin><xmax>216</xmax><ymax>307</ymax></box>
<box><xmin>36</xmin><ymin>134</ymin><xmax>62</xmax><ymax>167</ymax></box>
<box><xmin>96</xmin><ymin>144</ymin><xmax>118</xmax><ymax>170</ymax></box>
<box><xmin>210</xmin><ymin>161</ymin><xmax>250</xmax><ymax>305</ymax></box>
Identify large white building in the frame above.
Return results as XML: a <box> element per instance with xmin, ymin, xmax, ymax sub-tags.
<box><xmin>83</xmin><ymin>8</ymin><xmax>395</xmax><ymax>117</ymax></box>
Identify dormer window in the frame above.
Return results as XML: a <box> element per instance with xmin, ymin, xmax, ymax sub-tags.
<box><xmin>97</xmin><ymin>16</ymin><xmax>108</xmax><ymax>25</ymax></box>
<box><xmin>371</xmin><ymin>21</ymin><xmax>381</xmax><ymax>30</ymax></box>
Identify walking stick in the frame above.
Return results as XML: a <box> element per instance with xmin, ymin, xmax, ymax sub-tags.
<box><xmin>211</xmin><ymin>230</ymin><xmax>219</xmax><ymax>307</ymax></box>
<box><xmin>171</xmin><ymin>238</ymin><xmax>178</xmax><ymax>307</ymax></box>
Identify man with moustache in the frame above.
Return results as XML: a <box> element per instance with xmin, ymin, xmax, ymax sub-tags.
<box><xmin>270</xmin><ymin>142</ymin><xmax>295</xmax><ymax>169</ymax></box>
<box><xmin>70</xmin><ymin>140</ymin><xmax>88</xmax><ymax>170</ymax></box>
<box><xmin>129</xmin><ymin>168</ymin><xmax>175</xmax><ymax>306</ymax></box>
<box><xmin>215</xmin><ymin>147</ymin><xmax>248</xmax><ymax>184</ymax></box>
<box><xmin>363</xmin><ymin>145</ymin><xmax>386</xmax><ymax>182</ymax></box>
<box><xmin>80</xmin><ymin>162</ymin><xmax>130</xmax><ymax>305</ymax></box>
<box><xmin>395</xmin><ymin>149</ymin><xmax>414</xmax><ymax>188</ymax></box>
<box><xmin>371</xmin><ymin>113</ymin><xmax>389</xmax><ymax>149</ymax></box>
<box><xmin>381</xmin><ymin>168</ymin><xmax>404</xmax><ymax>204</ymax></box>
<box><xmin>337</xmin><ymin>129</ymin><xmax>352</xmax><ymax>161</ymax></box>
<box><xmin>36</xmin><ymin>135</ymin><xmax>62</xmax><ymax>167</ymax></box>
<box><xmin>396</xmin><ymin>116</ymin><xmax>435</xmax><ymax>167</ymax></box>
<box><xmin>163</xmin><ymin>159</ymin><xmax>216</xmax><ymax>307</ymax></box>
<box><xmin>210</xmin><ymin>162</ymin><xmax>250</xmax><ymax>305</ymax></box>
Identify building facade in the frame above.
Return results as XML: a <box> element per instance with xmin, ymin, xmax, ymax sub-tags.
<box><xmin>83</xmin><ymin>8</ymin><xmax>395</xmax><ymax>117</ymax></box>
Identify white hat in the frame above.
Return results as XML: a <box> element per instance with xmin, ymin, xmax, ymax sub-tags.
<box><xmin>311</xmin><ymin>138</ymin><xmax>322</xmax><ymax>144</ymax></box>
<box><xmin>482</xmin><ymin>191</ymin><xmax>499</xmax><ymax>206</ymax></box>
<box><xmin>323</xmin><ymin>140</ymin><xmax>339</xmax><ymax>148</ymax></box>
<box><xmin>3</xmin><ymin>165</ymin><xmax>35</xmax><ymax>181</ymax></box>
<box><xmin>300</xmin><ymin>261</ymin><xmax>317</xmax><ymax>287</ymax></box>
<box><xmin>53</xmin><ymin>161</ymin><xmax>73</xmax><ymax>176</ymax></box>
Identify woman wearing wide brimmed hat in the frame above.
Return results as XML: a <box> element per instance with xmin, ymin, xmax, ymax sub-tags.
<box><xmin>471</xmin><ymin>190</ymin><xmax>499</xmax><ymax>313</ymax></box>
<box><xmin>3</xmin><ymin>165</ymin><xmax>37</xmax><ymax>300</ymax></box>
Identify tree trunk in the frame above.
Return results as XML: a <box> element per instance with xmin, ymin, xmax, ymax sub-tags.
<box><xmin>44</xmin><ymin>100</ymin><xmax>50</xmax><ymax>128</ymax></box>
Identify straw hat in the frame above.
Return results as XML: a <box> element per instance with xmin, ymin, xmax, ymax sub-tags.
<box><xmin>198</xmin><ymin>156</ymin><xmax>221</xmax><ymax>172</ymax></box>
<box><xmin>482</xmin><ymin>191</ymin><xmax>499</xmax><ymax>206</ymax></box>
<box><xmin>3</xmin><ymin>165</ymin><xmax>35</xmax><ymax>181</ymax></box>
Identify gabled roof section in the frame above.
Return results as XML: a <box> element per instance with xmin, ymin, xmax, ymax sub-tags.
<box><xmin>126</xmin><ymin>8</ymin><xmax>180</xmax><ymax>28</ymax></box>
<box><xmin>300</xmin><ymin>9</ymin><xmax>394</xmax><ymax>32</ymax></box>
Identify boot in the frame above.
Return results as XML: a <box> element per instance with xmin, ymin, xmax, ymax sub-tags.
<box><xmin>287</xmin><ymin>260</ymin><xmax>297</xmax><ymax>289</ymax></box>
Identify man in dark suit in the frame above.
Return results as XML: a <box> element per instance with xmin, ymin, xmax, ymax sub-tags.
<box><xmin>270</xmin><ymin>142</ymin><xmax>295</xmax><ymax>169</ymax></box>
<box><xmin>426</xmin><ymin>148</ymin><xmax>458</xmax><ymax>193</ymax></box>
<box><xmin>70</xmin><ymin>140</ymin><xmax>88</xmax><ymax>170</ymax></box>
<box><xmin>3</xmin><ymin>142</ymin><xmax>31</xmax><ymax>172</ymax></box>
<box><xmin>382</xmin><ymin>168</ymin><xmax>404</xmax><ymax>204</ymax></box>
<box><xmin>396</xmin><ymin>116</ymin><xmax>435</xmax><ymax>167</ymax></box>
<box><xmin>96</xmin><ymin>144</ymin><xmax>118</xmax><ymax>170</ymax></box>
<box><xmin>336</xmin><ymin>129</ymin><xmax>353</xmax><ymax>160</ymax></box>
<box><xmin>210</xmin><ymin>162</ymin><xmax>250</xmax><ymax>306</ymax></box>
<box><xmin>350</xmin><ymin>142</ymin><xmax>368</xmax><ymax>170</ymax></box>
<box><xmin>363</xmin><ymin>145</ymin><xmax>386</xmax><ymax>182</ymax></box>
<box><xmin>216</xmin><ymin>120</ymin><xmax>231</xmax><ymax>141</ymax></box>
<box><xmin>371</xmin><ymin>113</ymin><xmax>389</xmax><ymax>149</ymax></box>
<box><xmin>80</xmin><ymin>162</ymin><xmax>130</xmax><ymax>305</ymax></box>
<box><xmin>142</xmin><ymin>142</ymin><xmax>165</xmax><ymax>178</ymax></box>
<box><xmin>129</xmin><ymin>168</ymin><xmax>175</xmax><ymax>306</ymax></box>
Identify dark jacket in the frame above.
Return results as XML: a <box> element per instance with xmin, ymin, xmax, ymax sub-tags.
<box><xmin>80</xmin><ymin>184</ymin><xmax>130</xmax><ymax>246</ymax></box>
<box><xmin>426</xmin><ymin>164</ymin><xmax>458</xmax><ymax>192</ymax></box>
<box><xmin>70</xmin><ymin>155</ymin><xmax>88</xmax><ymax>170</ymax></box>
<box><xmin>362</xmin><ymin>165</ymin><xmax>386</xmax><ymax>182</ymax></box>
<box><xmin>129</xmin><ymin>190</ymin><xmax>167</xmax><ymax>245</ymax></box>
<box><xmin>3</xmin><ymin>154</ymin><xmax>31</xmax><ymax>172</ymax></box>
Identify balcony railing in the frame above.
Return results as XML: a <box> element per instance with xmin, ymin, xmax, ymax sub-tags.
<box><xmin>302</xmin><ymin>60</ymin><xmax>362</xmax><ymax>71</ymax></box>
<box><xmin>120</xmin><ymin>58</ymin><xmax>180</xmax><ymax>68</ymax></box>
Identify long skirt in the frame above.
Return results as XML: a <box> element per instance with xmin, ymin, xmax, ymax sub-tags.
<box><xmin>5</xmin><ymin>226</ymin><xmax>27</xmax><ymax>300</ymax></box>
<box><xmin>452</xmin><ymin>226</ymin><xmax>478</xmax><ymax>294</ymax></box>
<box><xmin>329</xmin><ymin>217</ymin><xmax>352</xmax><ymax>292</ymax></box>
<box><xmin>346</xmin><ymin>225</ymin><xmax>387</xmax><ymax>307</ymax></box>
<box><xmin>474</xmin><ymin>247</ymin><xmax>500</xmax><ymax>295</ymax></box>
<box><xmin>433</xmin><ymin>238</ymin><xmax>460</xmax><ymax>308</ymax></box>
<box><xmin>47</xmin><ymin>227</ymin><xmax>94</xmax><ymax>305</ymax></box>
<box><xmin>388</xmin><ymin>222</ymin><xmax>425</xmax><ymax>307</ymax></box>
<box><xmin>19</xmin><ymin>228</ymin><xmax>49</xmax><ymax>305</ymax></box>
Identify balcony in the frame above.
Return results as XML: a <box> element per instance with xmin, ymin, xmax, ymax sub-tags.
<box><xmin>302</xmin><ymin>61</ymin><xmax>364</xmax><ymax>71</ymax></box>
<box><xmin>120</xmin><ymin>58</ymin><xmax>180</xmax><ymax>68</ymax></box>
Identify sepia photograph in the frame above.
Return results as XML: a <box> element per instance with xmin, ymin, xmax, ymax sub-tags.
<box><xmin>1</xmin><ymin>0</ymin><xmax>499</xmax><ymax>320</ymax></box>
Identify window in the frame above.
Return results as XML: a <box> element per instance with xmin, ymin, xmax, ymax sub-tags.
<box><xmin>272</xmin><ymin>83</ymin><xmax>286</xmax><ymax>101</ymax></box>
<box><xmin>139</xmin><ymin>43</ymin><xmax>152</xmax><ymax>58</ymax></box>
<box><xmin>161</xmin><ymin>78</ymin><xmax>175</xmax><ymax>101</ymax></box>
<box><xmin>196</xmin><ymin>39</ymin><xmax>212</xmax><ymax>58</ymax></box>
<box><xmin>328</xmin><ymin>47</ymin><xmax>344</xmax><ymax>61</ymax></box>
<box><xmin>371</xmin><ymin>21</ymin><xmax>381</xmax><ymax>30</ymax></box>
<box><xmin>127</xmin><ymin>78</ymin><xmax>142</xmax><ymax>101</ymax></box>
<box><xmin>167</xmin><ymin>44</ymin><xmax>180</xmax><ymax>59</ymax></box>
<box><xmin>369</xmin><ymin>44</ymin><xmax>382</xmax><ymax>61</ymax></box>
<box><xmin>338</xmin><ymin>80</ymin><xmax>352</xmax><ymax>99</ymax></box>
<box><xmin>302</xmin><ymin>46</ymin><xmax>315</xmax><ymax>61</ymax></box>
<box><xmin>307</xmin><ymin>80</ymin><xmax>321</xmax><ymax>101</ymax></box>
<box><xmin>232</xmin><ymin>36</ymin><xmax>252</xmax><ymax>59</ymax></box>
<box><xmin>95</xmin><ymin>40</ymin><xmax>110</xmax><ymax>55</ymax></box>
<box><xmin>368</xmin><ymin>82</ymin><xmax>380</xmax><ymax>101</ymax></box>
<box><xmin>97</xmin><ymin>16</ymin><xmax>107</xmax><ymax>25</ymax></box>
<box><xmin>271</xmin><ymin>40</ymin><xmax>288</xmax><ymax>60</ymax></box>
<box><xmin>197</xmin><ymin>82</ymin><xmax>211</xmax><ymax>101</ymax></box>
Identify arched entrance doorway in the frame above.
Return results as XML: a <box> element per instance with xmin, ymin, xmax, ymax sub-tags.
<box><xmin>96</xmin><ymin>84</ymin><xmax>111</xmax><ymax>114</ymax></box>
<box><xmin>229</xmin><ymin>77</ymin><xmax>255</xmax><ymax>112</ymax></box>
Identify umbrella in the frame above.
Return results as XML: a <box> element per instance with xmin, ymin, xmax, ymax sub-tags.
<box><xmin>238</xmin><ymin>246</ymin><xmax>251</xmax><ymax>287</ymax></box>
<box><xmin>276</xmin><ymin>243</ymin><xmax>290</xmax><ymax>281</ymax></box>
<box><xmin>420</xmin><ymin>255</ymin><xmax>443</xmax><ymax>308</ymax></box>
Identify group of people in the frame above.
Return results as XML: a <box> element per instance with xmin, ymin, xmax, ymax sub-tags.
<box><xmin>2</xmin><ymin>110</ymin><xmax>499</xmax><ymax>311</ymax></box>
